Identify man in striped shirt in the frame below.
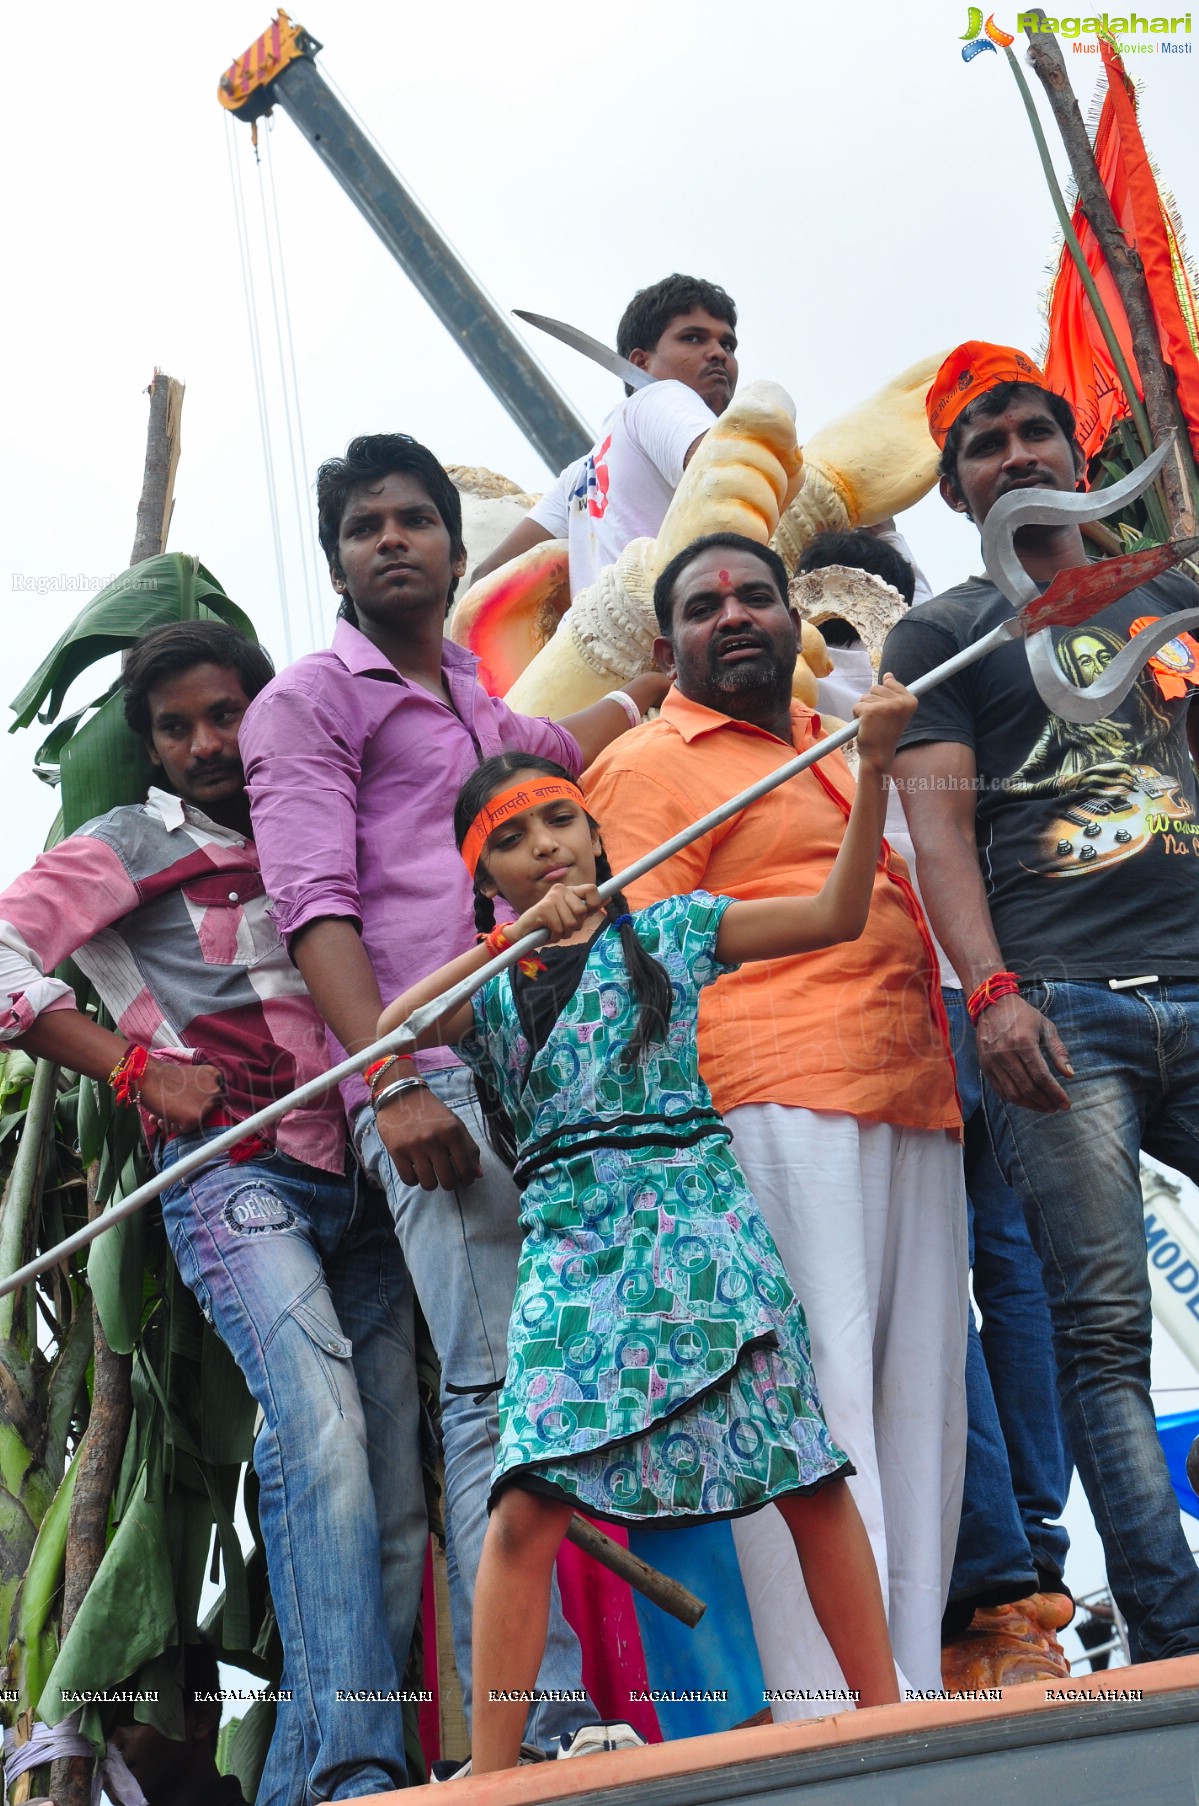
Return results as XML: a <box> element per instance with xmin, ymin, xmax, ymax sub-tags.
<box><xmin>0</xmin><ymin>622</ymin><xmax>421</xmax><ymax>1805</ymax></box>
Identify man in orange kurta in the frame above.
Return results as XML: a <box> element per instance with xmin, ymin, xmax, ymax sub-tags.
<box><xmin>585</xmin><ymin>532</ymin><xmax>966</xmax><ymax>1710</ymax></box>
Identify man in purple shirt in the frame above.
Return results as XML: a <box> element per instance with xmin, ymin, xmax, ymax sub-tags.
<box><xmin>241</xmin><ymin>434</ymin><xmax>665</xmax><ymax>1756</ymax></box>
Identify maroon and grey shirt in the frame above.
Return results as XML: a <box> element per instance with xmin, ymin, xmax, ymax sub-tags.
<box><xmin>0</xmin><ymin>787</ymin><xmax>343</xmax><ymax>1172</ymax></box>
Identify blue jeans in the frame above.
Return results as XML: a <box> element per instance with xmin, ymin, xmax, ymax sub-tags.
<box><xmin>985</xmin><ymin>978</ymin><xmax>1199</xmax><ymax>1663</ymax></box>
<box><xmin>944</xmin><ymin>990</ymin><xmax>1071</xmax><ymax>1612</ymax></box>
<box><xmin>356</xmin><ymin>1063</ymin><xmax>596</xmax><ymax>1750</ymax></box>
<box><xmin>158</xmin><ymin>1136</ymin><xmax>426</xmax><ymax>1804</ymax></box>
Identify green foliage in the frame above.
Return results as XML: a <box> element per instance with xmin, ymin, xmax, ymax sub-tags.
<box><xmin>39</xmin><ymin>1471</ymin><xmax>176</xmax><ymax>1728</ymax></box>
<box><xmin>10</xmin><ymin>554</ymin><xmax>255</xmax><ymax>733</ymax></box>
<box><xmin>8</xmin><ymin>554</ymin><xmax>258</xmax><ymax>842</ymax></box>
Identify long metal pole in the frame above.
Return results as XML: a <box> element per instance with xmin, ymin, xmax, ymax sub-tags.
<box><xmin>0</xmin><ymin>622</ymin><xmax>1014</xmax><ymax>1303</ymax></box>
<box><xmin>268</xmin><ymin>54</ymin><xmax>593</xmax><ymax>472</ymax></box>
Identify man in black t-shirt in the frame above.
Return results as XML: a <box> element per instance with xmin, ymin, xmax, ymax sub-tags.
<box><xmin>883</xmin><ymin>342</ymin><xmax>1199</xmax><ymax>1667</ymax></box>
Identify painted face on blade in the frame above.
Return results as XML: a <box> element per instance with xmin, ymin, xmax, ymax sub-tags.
<box><xmin>476</xmin><ymin>773</ymin><xmax>602</xmax><ymax>915</ymax></box>
<box><xmin>335</xmin><ymin>471</ymin><xmax>466</xmax><ymax>625</ymax></box>
<box><xmin>631</xmin><ymin>308</ymin><xmax>739</xmax><ymax>416</ymax></box>
<box><xmin>146</xmin><ymin>662</ymin><xmax>251</xmax><ymax>812</ymax></box>
<box><xmin>654</xmin><ymin>547</ymin><xmax>799</xmax><ymax>713</ymax></box>
<box><xmin>943</xmin><ymin>391</ymin><xmax>1084</xmax><ymax>526</ymax></box>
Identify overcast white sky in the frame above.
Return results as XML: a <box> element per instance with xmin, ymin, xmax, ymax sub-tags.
<box><xmin>5</xmin><ymin>0</ymin><xmax>1199</xmax><ymax>1624</ymax></box>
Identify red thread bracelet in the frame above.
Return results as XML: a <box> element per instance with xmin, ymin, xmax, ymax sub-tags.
<box><xmin>108</xmin><ymin>1044</ymin><xmax>150</xmax><ymax>1106</ymax></box>
<box><xmin>480</xmin><ymin>922</ymin><xmax>546</xmax><ymax>980</ymax></box>
<box><xmin>364</xmin><ymin>1054</ymin><xmax>414</xmax><ymax>1092</ymax></box>
<box><xmin>966</xmin><ymin>971</ymin><xmax>1021</xmax><ymax>1023</ymax></box>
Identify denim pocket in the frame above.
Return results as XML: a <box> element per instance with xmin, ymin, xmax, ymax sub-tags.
<box><xmin>279</xmin><ymin>1290</ymin><xmax>355</xmax><ymax>1415</ymax></box>
<box><xmin>290</xmin><ymin>1294</ymin><xmax>353</xmax><ymax>1361</ymax></box>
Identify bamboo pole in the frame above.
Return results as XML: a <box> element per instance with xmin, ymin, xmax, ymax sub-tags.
<box><xmin>1020</xmin><ymin>11</ymin><xmax>1195</xmax><ymax>533</ymax></box>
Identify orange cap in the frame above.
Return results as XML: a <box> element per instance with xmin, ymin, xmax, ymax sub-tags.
<box><xmin>926</xmin><ymin>342</ymin><xmax>1047</xmax><ymax>448</ymax></box>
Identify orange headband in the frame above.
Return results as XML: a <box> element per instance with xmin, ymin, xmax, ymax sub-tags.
<box><xmin>461</xmin><ymin>779</ymin><xmax>587</xmax><ymax>879</ymax></box>
<box><xmin>926</xmin><ymin>341</ymin><xmax>1048</xmax><ymax>449</ymax></box>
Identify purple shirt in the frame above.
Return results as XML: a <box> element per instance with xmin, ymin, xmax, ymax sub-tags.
<box><xmin>240</xmin><ymin>619</ymin><xmax>582</xmax><ymax>1113</ymax></box>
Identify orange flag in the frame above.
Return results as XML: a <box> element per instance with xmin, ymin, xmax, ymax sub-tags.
<box><xmin>1044</xmin><ymin>39</ymin><xmax>1199</xmax><ymax>465</ymax></box>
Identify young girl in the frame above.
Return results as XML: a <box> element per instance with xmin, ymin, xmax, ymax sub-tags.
<box><xmin>379</xmin><ymin>676</ymin><xmax>916</xmax><ymax>1773</ymax></box>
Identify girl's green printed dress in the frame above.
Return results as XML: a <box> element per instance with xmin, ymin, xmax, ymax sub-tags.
<box><xmin>457</xmin><ymin>890</ymin><xmax>849</xmax><ymax>1526</ymax></box>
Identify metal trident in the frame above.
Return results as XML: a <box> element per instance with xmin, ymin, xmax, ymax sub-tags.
<box><xmin>981</xmin><ymin>436</ymin><xmax>1199</xmax><ymax>724</ymax></box>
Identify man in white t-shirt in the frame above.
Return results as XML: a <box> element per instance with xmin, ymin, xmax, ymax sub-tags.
<box><xmin>474</xmin><ymin>273</ymin><xmax>739</xmax><ymax>595</ymax></box>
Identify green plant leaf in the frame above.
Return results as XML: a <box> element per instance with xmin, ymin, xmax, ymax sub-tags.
<box><xmin>76</xmin><ymin>1075</ymin><xmax>108</xmax><ymax>1169</ymax></box>
<box><xmin>228</xmin><ymin>1697</ymin><xmax>275</xmax><ymax>1803</ymax></box>
<box><xmin>86</xmin><ymin>1200</ymin><xmax>146</xmax><ymax>1355</ymax></box>
<box><xmin>9</xmin><ymin>555</ymin><xmax>254</xmax><ymax>731</ymax></box>
<box><xmin>32</xmin><ymin>686</ymin><xmax>121</xmax><ymax>783</ymax></box>
<box><xmin>10</xmin><ymin>1446</ymin><xmax>82</xmax><ymax>1711</ymax></box>
<box><xmin>39</xmin><ymin>1472</ymin><xmax>176</xmax><ymax>1724</ymax></box>
<box><xmin>58</xmin><ymin>692</ymin><xmax>158</xmax><ymax>837</ymax></box>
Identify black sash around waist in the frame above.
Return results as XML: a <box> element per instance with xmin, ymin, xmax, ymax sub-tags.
<box><xmin>512</xmin><ymin>1106</ymin><xmax>730</xmax><ymax>1188</ymax></box>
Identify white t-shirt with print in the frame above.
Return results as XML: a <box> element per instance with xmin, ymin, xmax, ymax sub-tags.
<box><xmin>528</xmin><ymin>379</ymin><xmax>717</xmax><ymax>596</ymax></box>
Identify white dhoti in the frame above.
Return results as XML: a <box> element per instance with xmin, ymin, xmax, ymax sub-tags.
<box><xmin>727</xmin><ymin>1105</ymin><xmax>968</xmax><ymax>1716</ymax></box>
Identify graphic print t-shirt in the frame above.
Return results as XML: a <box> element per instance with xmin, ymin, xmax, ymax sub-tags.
<box><xmin>528</xmin><ymin>380</ymin><xmax>716</xmax><ymax>595</ymax></box>
<box><xmin>882</xmin><ymin>569</ymin><xmax>1199</xmax><ymax>981</ymax></box>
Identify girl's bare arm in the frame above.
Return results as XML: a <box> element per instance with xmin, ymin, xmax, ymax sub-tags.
<box><xmin>716</xmin><ymin>676</ymin><xmax>916</xmax><ymax>964</ymax></box>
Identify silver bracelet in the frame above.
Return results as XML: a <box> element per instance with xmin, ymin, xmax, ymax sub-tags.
<box><xmin>604</xmin><ymin>688</ymin><xmax>642</xmax><ymax>729</ymax></box>
<box><xmin>373</xmin><ymin>1075</ymin><xmax>429</xmax><ymax>1111</ymax></box>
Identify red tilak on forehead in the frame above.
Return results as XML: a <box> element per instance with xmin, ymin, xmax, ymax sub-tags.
<box><xmin>718</xmin><ymin>569</ymin><xmax>731</xmax><ymax>585</ymax></box>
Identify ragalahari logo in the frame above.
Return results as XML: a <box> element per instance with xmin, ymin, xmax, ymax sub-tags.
<box><xmin>960</xmin><ymin>8</ymin><xmax>1016</xmax><ymax>56</ymax></box>
<box><xmin>962</xmin><ymin>10</ymin><xmax>1194</xmax><ymax>57</ymax></box>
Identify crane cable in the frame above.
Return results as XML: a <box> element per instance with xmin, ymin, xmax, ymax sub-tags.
<box><xmin>224</xmin><ymin>111</ymin><xmax>294</xmax><ymax>664</ymax></box>
<box><xmin>257</xmin><ymin>121</ymin><xmax>325</xmax><ymax>655</ymax></box>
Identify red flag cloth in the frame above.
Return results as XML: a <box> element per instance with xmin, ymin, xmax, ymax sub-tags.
<box><xmin>1043</xmin><ymin>40</ymin><xmax>1199</xmax><ymax>465</ymax></box>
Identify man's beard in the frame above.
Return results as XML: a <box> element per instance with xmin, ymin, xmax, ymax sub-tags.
<box><xmin>706</xmin><ymin>646</ymin><xmax>793</xmax><ymax>702</ymax></box>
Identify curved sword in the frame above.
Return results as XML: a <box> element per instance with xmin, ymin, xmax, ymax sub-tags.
<box><xmin>513</xmin><ymin>310</ymin><xmax>656</xmax><ymax>391</ymax></box>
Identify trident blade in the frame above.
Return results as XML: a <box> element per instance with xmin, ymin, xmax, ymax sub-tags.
<box><xmin>982</xmin><ymin>436</ymin><xmax>1177</xmax><ymax>609</ymax></box>
<box><xmin>1022</xmin><ymin>534</ymin><xmax>1199</xmax><ymax>723</ymax></box>
<box><xmin>1020</xmin><ymin>538</ymin><xmax>1199</xmax><ymax>635</ymax></box>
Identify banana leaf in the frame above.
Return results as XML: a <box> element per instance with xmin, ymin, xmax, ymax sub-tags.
<box><xmin>9</xmin><ymin>554</ymin><xmax>256</xmax><ymax>732</ymax></box>
<box><xmin>10</xmin><ymin>1447</ymin><xmax>82</xmax><ymax>1715</ymax></box>
<box><xmin>39</xmin><ymin>1470</ymin><xmax>177</xmax><ymax>1726</ymax></box>
<box><xmin>59</xmin><ymin>692</ymin><xmax>159</xmax><ymax>839</ymax></box>
<box><xmin>228</xmin><ymin>1697</ymin><xmax>275</xmax><ymax>1803</ymax></box>
<box><xmin>86</xmin><ymin>1196</ymin><xmax>146</xmax><ymax>1356</ymax></box>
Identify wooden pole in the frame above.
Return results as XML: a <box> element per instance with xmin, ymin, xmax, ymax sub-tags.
<box><xmin>566</xmin><ymin>1514</ymin><xmax>707</xmax><ymax>1627</ymax></box>
<box><xmin>50</xmin><ymin>373</ymin><xmax>184</xmax><ymax>1806</ymax></box>
<box><xmin>130</xmin><ymin>370</ymin><xmax>185</xmax><ymax>566</ymax></box>
<box><xmin>1020</xmin><ymin>12</ymin><xmax>1195</xmax><ymax>533</ymax></box>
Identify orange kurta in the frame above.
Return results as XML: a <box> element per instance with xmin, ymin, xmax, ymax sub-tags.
<box><xmin>584</xmin><ymin>689</ymin><xmax>959</xmax><ymax>1132</ymax></box>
